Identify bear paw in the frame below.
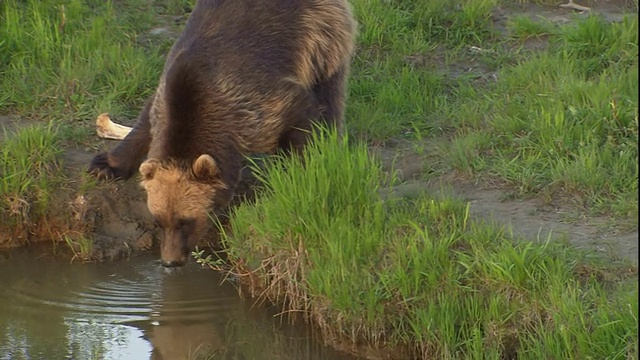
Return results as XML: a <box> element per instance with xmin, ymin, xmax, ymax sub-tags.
<box><xmin>88</xmin><ymin>152</ymin><xmax>131</xmax><ymax>181</ymax></box>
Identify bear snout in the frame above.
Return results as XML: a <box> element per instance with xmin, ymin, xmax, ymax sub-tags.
<box><xmin>161</xmin><ymin>258</ymin><xmax>186</xmax><ymax>268</ymax></box>
<box><xmin>160</xmin><ymin>230</ymin><xmax>191</xmax><ymax>267</ymax></box>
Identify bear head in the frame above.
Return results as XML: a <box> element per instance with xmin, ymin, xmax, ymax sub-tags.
<box><xmin>139</xmin><ymin>154</ymin><xmax>224</xmax><ymax>268</ymax></box>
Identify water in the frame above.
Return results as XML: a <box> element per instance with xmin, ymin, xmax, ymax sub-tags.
<box><xmin>0</xmin><ymin>246</ymin><xmax>357</xmax><ymax>360</ymax></box>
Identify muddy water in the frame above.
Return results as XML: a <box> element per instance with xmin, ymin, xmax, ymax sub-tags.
<box><xmin>0</xmin><ymin>246</ymin><xmax>356</xmax><ymax>360</ymax></box>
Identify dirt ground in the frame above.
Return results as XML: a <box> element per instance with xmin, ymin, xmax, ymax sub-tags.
<box><xmin>374</xmin><ymin>142</ymin><xmax>638</xmax><ymax>266</ymax></box>
<box><xmin>1</xmin><ymin>0</ymin><xmax>637</xmax><ymax>266</ymax></box>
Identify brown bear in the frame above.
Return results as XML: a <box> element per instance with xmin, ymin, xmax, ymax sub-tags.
<box><xmin>88</xmin><ymin>0</ymin><xmax>357</xmax><ymax>267</ymax></box>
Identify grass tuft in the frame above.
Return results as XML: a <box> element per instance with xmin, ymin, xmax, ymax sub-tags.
<box><xmin>63</xmin><ymin>233</ymin><xmax>94</xmax><ymax>263</ymax></box>
<box><xmin>0</xmin><ymin>123</ymin><xmax>64</xmax><ymax>243</ymax></box>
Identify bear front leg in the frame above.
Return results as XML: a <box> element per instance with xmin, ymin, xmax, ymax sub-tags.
<box><xmin>313</xmin><ymin>65</ymin><xmax>349</xmax><ymax>135</ymax></box>
<box><xmin>88</xmin><ymin>96</ymin><xmax>154</xmax><ymax>181</ymax></box>
<box><xmin>277</xmin><ymin>90</ymin><xmax>323</xmax><ymax>156</ymax></box>
<box><xmin>217</xmin><ymin>145</ymin><xmax>246</xmax><ymax>208</ymax></box>
<box><xmin>279</xmin><ymin>122</ymin><xmax>315</xmax><ymax>156</ymax></box>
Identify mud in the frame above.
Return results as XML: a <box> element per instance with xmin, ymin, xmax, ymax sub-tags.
<box><xmin>62</xmin><ymin>147</ymin><xmax>156</xmax><ymax>260</ymax></box>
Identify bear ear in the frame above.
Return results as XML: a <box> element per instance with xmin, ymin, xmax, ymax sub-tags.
<box><xmin>139</xmin><ymin>159</ymin><xmax>159</xmax><ymax>181</ymax></box>
<box><xmin>192</xmin><ymin>154</ymin><xmax>219</xmax><ymax>180</ymax></box>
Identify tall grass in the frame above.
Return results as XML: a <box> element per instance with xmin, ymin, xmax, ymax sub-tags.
<box><xmin>220</xmin><ymin>127</ymin><xmax>638</xmax><ymax>359</ymax></box>
<box><xmin>0</xmin><ymin>124</ymin><xmax>64</xmax><ymax>243</ymax></box>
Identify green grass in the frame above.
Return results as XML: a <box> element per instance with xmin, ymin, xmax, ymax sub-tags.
<box><xmin>445</xmin><ymin>14</ymin><xmax>638</xmax><ymax>219</ymax></box>
<box><xmin>346</xmin><ymin>0</ymin><xmax>638</xmax><ymax>223</ymax></box>
<box><xmin>219</xmin><ymin>126</ymin><xmax>638</xmax><ymax>359</ymax></box>
<box><xmin>0</xmin><ymin>123</ymin><xmax>64</xmax><ymax>243</ymax></box>
<box><xmin>0</xmin><ymin>120</ymin><xmax>102</xmax><ymax>251</ymax></box>
<box><xmin>0</xmin><ymin>0</ymin><xmax>178</xmax><ymax>121</ymax></box>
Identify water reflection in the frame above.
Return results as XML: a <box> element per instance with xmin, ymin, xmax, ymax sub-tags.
<box><xmin>0</xmin><ymin>246</ymin><xmax>356</xmax><ymax>360</ymax></box>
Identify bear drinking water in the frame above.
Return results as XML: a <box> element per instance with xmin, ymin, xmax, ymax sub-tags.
<box><xmin>88</xmin><ymin>0</ymin><xmax>357</xmax><ymax>267</ymax></box>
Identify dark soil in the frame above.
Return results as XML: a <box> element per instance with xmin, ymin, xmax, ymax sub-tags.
<box><xmin>62</xmin><ymin>147</ymin><xmax>157</xmax><ymax>260</ymax></box>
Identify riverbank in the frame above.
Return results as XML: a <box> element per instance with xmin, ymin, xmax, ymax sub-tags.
<box><xmin>210</xmin><ymin>128</ymin><xmax>637</xmax><ymax>359</ymax></box>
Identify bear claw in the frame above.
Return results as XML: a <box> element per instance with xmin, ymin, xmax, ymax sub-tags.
<box><xmin>88</xmin><ymin>152</ymin><xmax>125</xmax><ymax>180</ymax></box>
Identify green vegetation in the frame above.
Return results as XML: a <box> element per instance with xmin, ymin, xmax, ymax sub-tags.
<box><xmin>347</xmin><ymin>0</ymin><xmax>638</xmax><ymax>224</ymax></box>
<box><xmin>216</xmin><ymin>126</ymin><xmax>637</xmax><ymax>359</ymax></box>
<box><xmin>0</xmin><ymin>0</ymin><xmax>170</xmax><ymax>120</ymax></box>
<box><xmin>448</xmin><ymin>14</ymin><xmax>638</xmax><ymax>219</ymax></box>
<box><xmin>0</xmin><ymin>123</ymin><xmax>64</xmax><ymax>243</ymax></box>
<box><xmin>62</xmin><ymin>233</ymin><xmax>94</xmax><ymax>262</ymax></box>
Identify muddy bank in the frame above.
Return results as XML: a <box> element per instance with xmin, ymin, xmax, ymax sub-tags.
<box><xmin>62</xmin><ymin>147</ymin><xmax>157</xmax><ymax>260</ymax></box>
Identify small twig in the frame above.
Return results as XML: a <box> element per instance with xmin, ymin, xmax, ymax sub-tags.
<box><xmin>58</xmin><ymin>5</ymin><xmax>66</xmax><ymax>33</ymax></box>
<box><xmin>559</xmin><ymin>0</ymin><xmax>591</xmax><ymax>12</ymax></box>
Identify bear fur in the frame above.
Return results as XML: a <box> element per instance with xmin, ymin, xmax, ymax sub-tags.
<box><xmin>88</xmin><ymin>0</ymin><xmax>357</xmax><ymax>267</ymax></box>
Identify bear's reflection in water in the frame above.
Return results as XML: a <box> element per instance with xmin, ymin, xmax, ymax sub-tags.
<box><xmin>131</xmin><ymin>265</ymin><xmax>228</xmax><ymax>360</ymax></box>
<box><xmin>135</xmin><ymin>263</ymin><xmax>356</xmax><ymax>360</ymax></box>
<box><xmin>147</xmin><ymin>321</ymin><xmax>222</xmax><ymax>360</ymax></box>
